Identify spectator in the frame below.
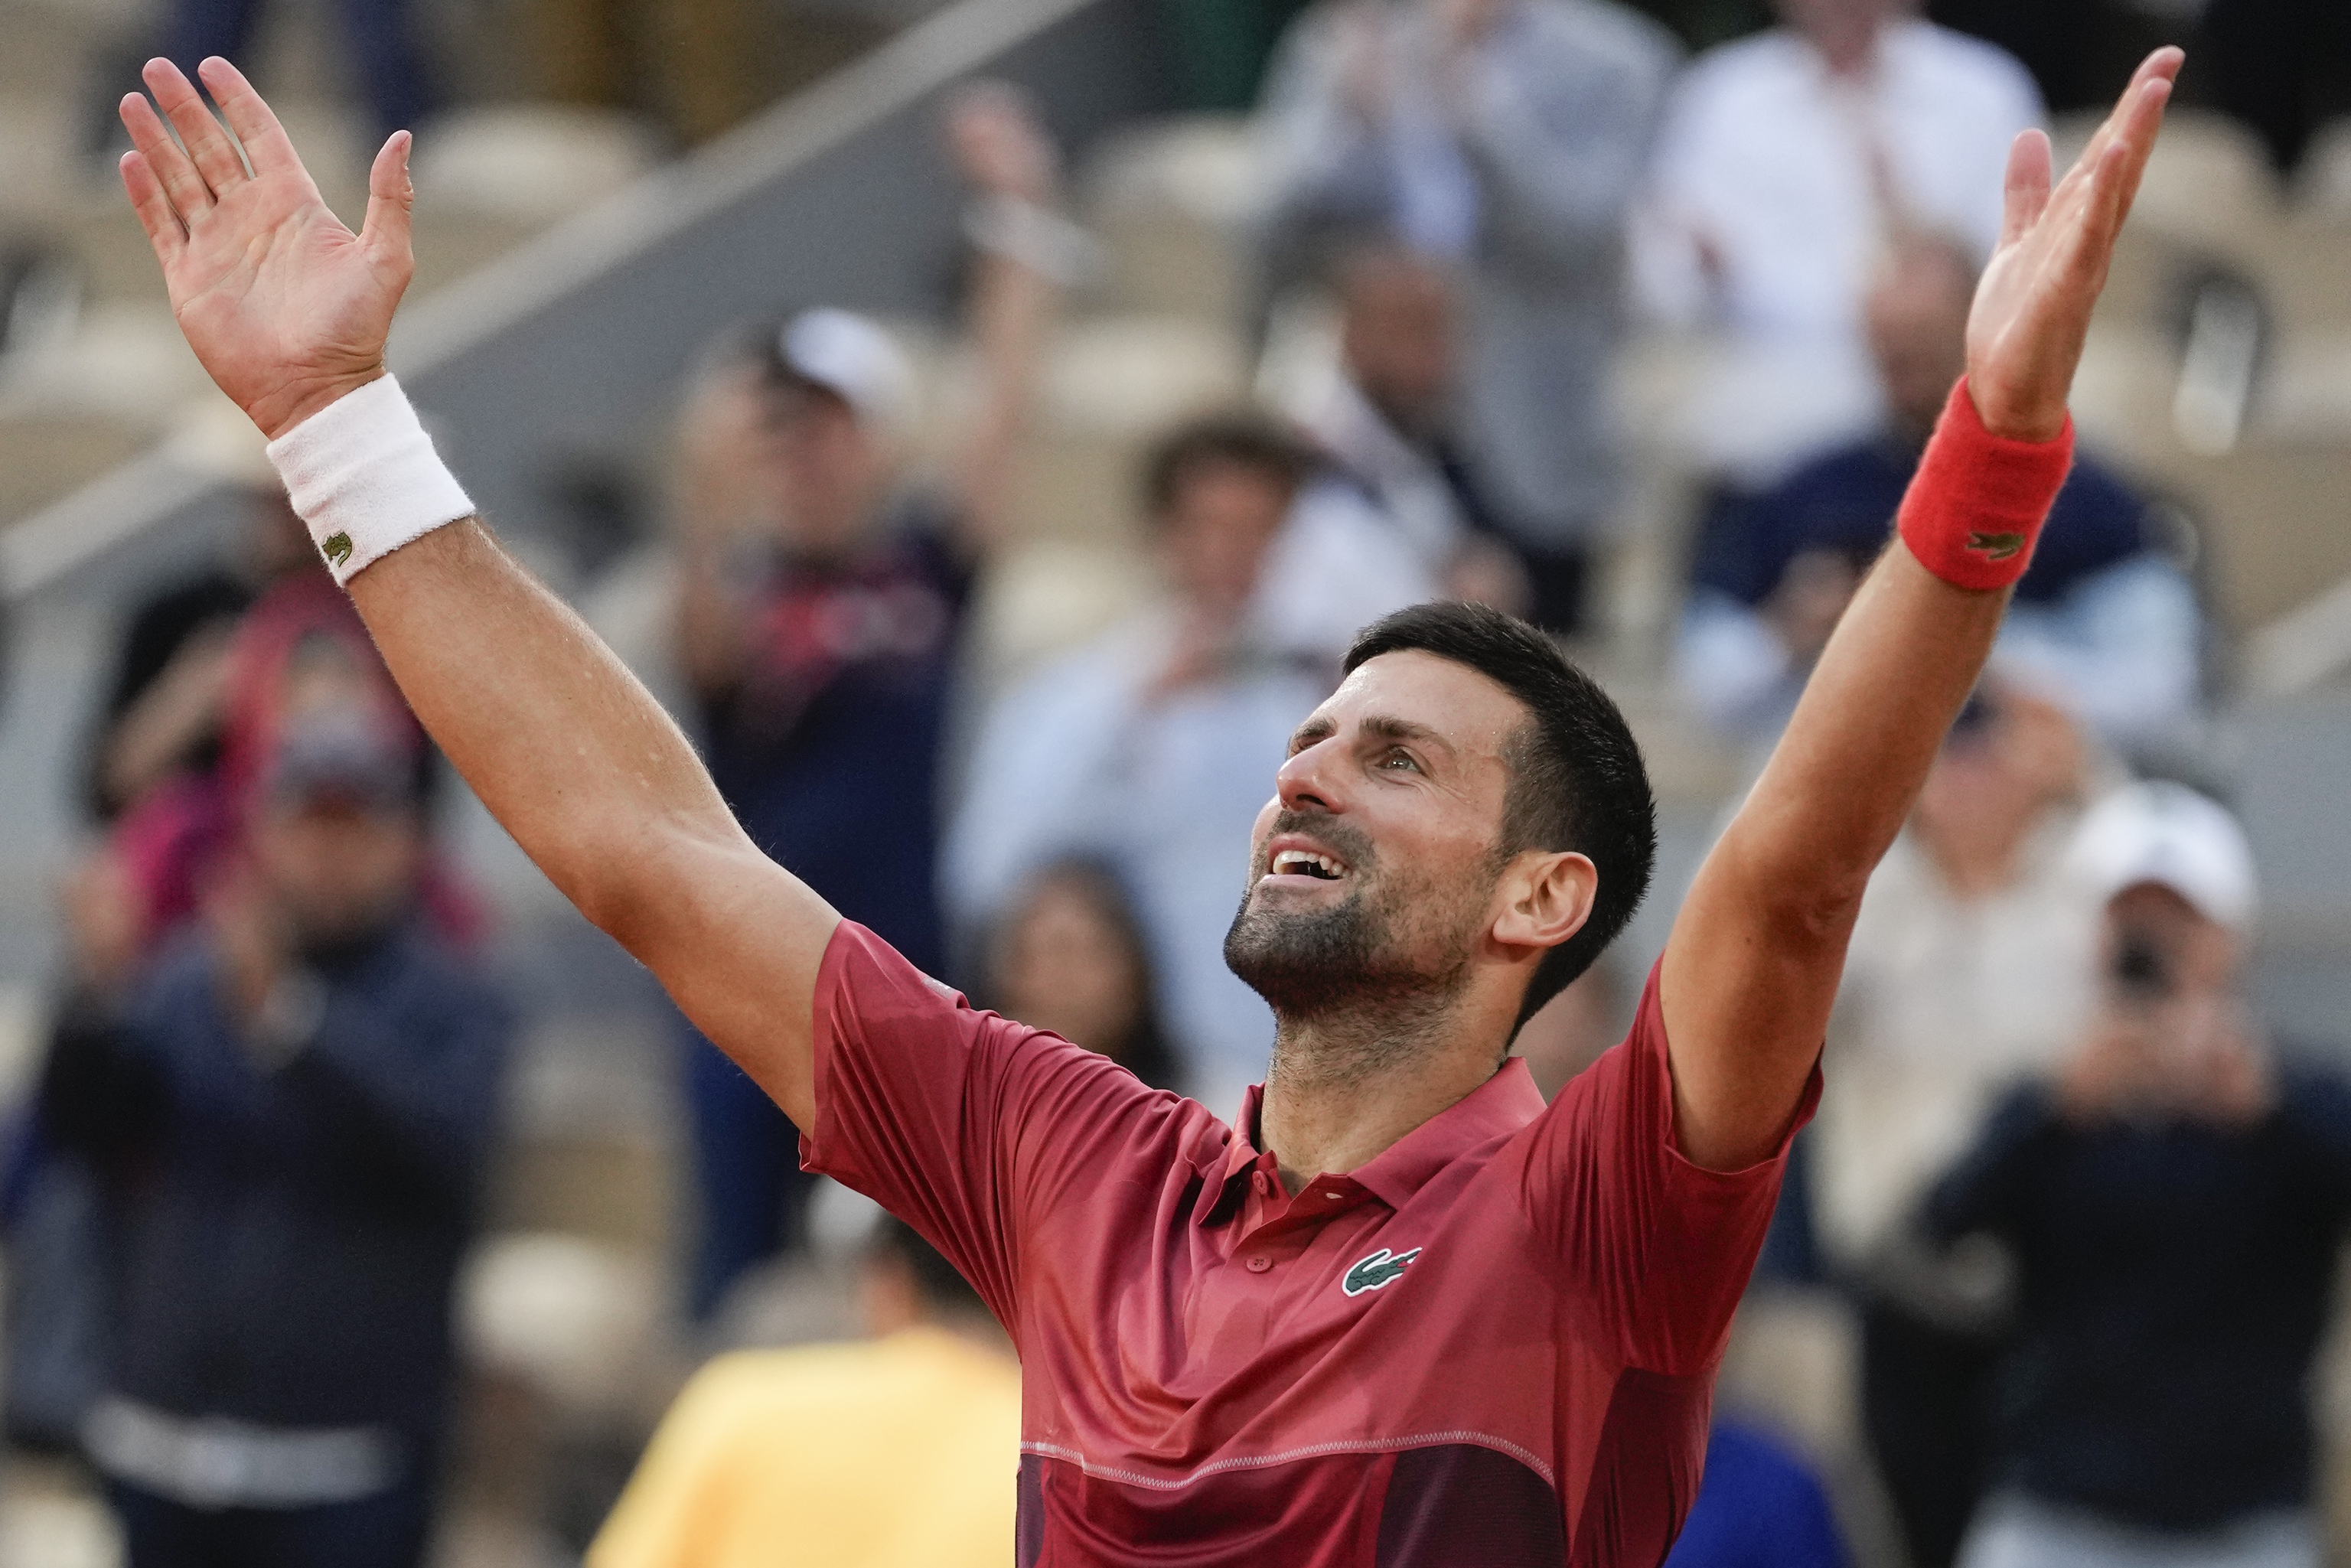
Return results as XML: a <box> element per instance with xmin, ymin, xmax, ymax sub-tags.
<box><xmin>80</xmin><ymin>487</ymin><xmax>315</xmax><ymax>826</ymax></box>
<box><xmin>985</xmin><ymin>860</ymin><xmax>1181</xmax><ymax>1093</ymax></box>
<box><xmin>1635</xmin><ymin>0</ymin><xmax>2042</xmax><ymax>474</ymax></box>
<box><xmin>1258</xmin><ymin>0</ymin><xmax>1681</xmax><ymax>631</ymax></box>
<box><xmin>1928</xmin><ymin>781</ymin><xmax>2343</xmax><ymax>1568</ymax></box>
<box><xmin>96</xmin><ymin>569</ymin><xmax>472</xmax><ymax>967</ymax></box>
<box><xmin>160</xmin><ymin>0</ymin><xmax>435</xmax><ymax>145</ymax></box>
<box><xmin>1665</xmin><ymin>1420</ymin><xmax>1850</xmax><ymax>1568</ymax></box>
<box><xmin>1277</xmin><ymin>244</ymin><xmax>1534</xmax><ymax>620</ymax></box>
<box><xmin>40</xmin><ymin>707</ymin><xmax>510</xmax><ymax>1568</ymax></box>
<box><xmin>1808</xmin><ymin>685</ymin><xmax>2100</xmax><ymax>1568</ymax></box>
<box><xmin>944</xmin><ymin>414</ymin><xmax>1367</xmax><ymax>1115</ymax></box>
<box><xmin>587</xmin><ymin>1217</ymin><xmax>1019</xmax><ymax>1568</ymax></box>
<box><xmin>1675</xmin><ymin>232</ymin><xmax>2201</xmax><ymax>755</ymax></box>
<box><xmin>671</xmin><ymin>86</ymin><xmax>1065</xmax><ymax>1319</ymax></box>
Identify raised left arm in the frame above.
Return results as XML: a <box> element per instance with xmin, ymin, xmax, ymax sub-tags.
<box><xmin>1658</xmin><ymin>48</ymin><xmax>2182</xmax><ymax>1171</ymax></box>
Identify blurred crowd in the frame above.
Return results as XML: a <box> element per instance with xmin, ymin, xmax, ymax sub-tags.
<box><xmin>7</xmin><ymin>0</ymin><xmax>2351</xmax><ymax>1564</ymax></box>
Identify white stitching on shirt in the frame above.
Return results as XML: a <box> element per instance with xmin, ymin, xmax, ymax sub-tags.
<box><xmin>1019</xmin><ymin>1430</ymin><xmax>1557</xmax><ymax>1489</ymax></box>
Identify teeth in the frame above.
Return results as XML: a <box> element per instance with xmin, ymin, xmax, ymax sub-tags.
<box><xmin>1272</xmin><ymin>850</ymin><xmax>1345</xmax><ymax>879</ymax></box>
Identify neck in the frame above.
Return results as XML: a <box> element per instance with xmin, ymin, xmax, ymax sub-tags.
<box><xmin>1257</xmin><ymin>993</ymin><xmax>1502</xmax><ymax>1192</ymax></box>
<box><xmin>1811</xmin><ymin>23</ymin><xmax>1880</xmax><ymax>80</ymax></box>
<box><xmin>1916</xmin><ymin>810</ymin><xmax>2036</xmax><ymax>900</ymax></box>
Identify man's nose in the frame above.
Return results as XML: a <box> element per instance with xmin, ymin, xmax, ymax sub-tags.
<box><xmin>1275</xmin><ymin>738</ymin><xmax>1343</xmax><ymax>815</ymax></box>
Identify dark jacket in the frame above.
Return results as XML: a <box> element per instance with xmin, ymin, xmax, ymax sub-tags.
<box><xmin>41</xmin><ymin>918</ymin><xmax>510</xmax><ymax>1446</ymax></box>
<box><xmin>1925</xmin><ymin>1068</ymin><xmax>2351</xmax><ymax>1532</ymax></box>
<box><xmin>1691</xmin><ymin>437</ymin><xmax>2154</xmax><ymax>610</ymax></box>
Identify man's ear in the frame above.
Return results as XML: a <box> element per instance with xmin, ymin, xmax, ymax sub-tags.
<box><xmin>1491</xmin><ymin>849</ymin><xmax>1596</xmax><ymax>954</ymax></box>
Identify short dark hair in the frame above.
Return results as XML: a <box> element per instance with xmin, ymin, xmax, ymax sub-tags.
<box><xmin>1343</xmin><ymin>601</ymin><xmax>1655</xmax><ymax>1029</ymax></box>
<box><xmin>1140</xmin><ymin>411</ymin><xmax>1317</xmax><ymax>522</ymax></box>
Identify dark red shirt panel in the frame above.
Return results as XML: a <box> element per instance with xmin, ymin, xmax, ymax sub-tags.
<box><xmin>801</xmin><ymin>922</ymin><xmax>1815</xmax><ymax>1566</ymax></box>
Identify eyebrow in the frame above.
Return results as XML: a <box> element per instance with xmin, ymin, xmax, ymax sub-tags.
<box><xmin>1359</xmin><ymin>713</ymin><xmax>1457</xmax><ymax>761</ymax></box>
<box><xmin>1288</xmin><ymin>712</ymin><xmax>1457</xmax><ymax>760</ymax></box>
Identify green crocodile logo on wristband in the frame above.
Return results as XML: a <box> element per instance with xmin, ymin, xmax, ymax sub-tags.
<box><xmin>322</xmin><ymin>531</ymin><xmax>353</xmax><ymax>568</ymax></box>
<box><xmin>1966</xmin><ymin>530</ymin><xmax>2027</xmax><ymax>561</ymax></box>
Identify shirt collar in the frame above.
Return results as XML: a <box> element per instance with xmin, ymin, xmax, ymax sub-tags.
<box><xmin>1198</xmin><ymin>1061</ymin><xmax>1547</xmax><ymax>1225</ymax></box>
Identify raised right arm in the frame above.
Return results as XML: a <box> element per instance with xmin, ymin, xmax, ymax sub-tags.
<box><xmin>118</xmin><ymin>57</ymin><xmax>830</xmax><ymax>1124</ymax></box>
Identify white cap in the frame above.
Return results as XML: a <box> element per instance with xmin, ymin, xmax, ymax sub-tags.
<box><xmin>2064</xmin><ymin>780</ymin><xmax>2259</xmax><ymax>934</ymax></box>
<box><xmin>777</xmin><ymin>308</ymin><xmax>917</xmax><ymax>432</ymax></box>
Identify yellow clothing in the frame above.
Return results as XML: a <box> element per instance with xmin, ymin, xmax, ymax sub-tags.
<box><xmin>589</xmin><ymin>1328</ymin><xmax>1022</xmax><ymax>1568</ymax></box>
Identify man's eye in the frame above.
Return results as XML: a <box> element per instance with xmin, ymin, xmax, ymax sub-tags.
<box><xmin>1379</xmin><ymin>750</ymin><xmax>1419</xmax><ymax>772</ymax></box>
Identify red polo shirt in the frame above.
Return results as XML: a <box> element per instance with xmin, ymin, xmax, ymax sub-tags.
<box><xmin>801</xmin><ymin>921</ymin><xmax>1815</xmax><ymax>1566</ymax></box>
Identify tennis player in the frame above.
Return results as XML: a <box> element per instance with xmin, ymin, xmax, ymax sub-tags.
<box><xmin>115</xmin><ymin>45</ymin><xmax>2180</xmax><ymax>1565</ymax></box>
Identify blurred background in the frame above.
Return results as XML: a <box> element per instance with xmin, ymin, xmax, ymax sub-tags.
<box><xmin>0</xmin><ymin>0</ymin><xmax>2347</xmax><ymax>1562</ymax></box>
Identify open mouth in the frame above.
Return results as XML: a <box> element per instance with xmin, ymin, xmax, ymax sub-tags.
<box><xmin>1270</xmin><ymin>849</ymin><xmax>1348</xmax><ymax>882</ymax></box>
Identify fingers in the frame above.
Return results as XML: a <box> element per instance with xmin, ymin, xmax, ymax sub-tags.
<box><xmin>197</xmin><ymin>55</ymin><xmax>301</xmax><ymax>177</ymax></box>
<box><xmin>1998</xmin><ymin>129</ymin><xmax>2053</xmax><ymax>249</ymax></box>
<box><xmin>2057</xmin><ymin>47</ymin><xmax>2184</xmax><ymax>200</ymax></box>
<box><xmin>2098</xmin><ymin>67</ymin><xmax>2177</xmax><ymax>240</ymax></box>
<box><xmin>360</xmin><ymin>131</ymin><xmax>418</xmax><ymax>275</ymax></box>
<box><xmin>119</xmin><ymin>150</ymin><xmax>187</xmax><ymax>262</ymax></box>
<box><xmin>120</xmin><ymin>86</ymin><xmax>213</xmax><ymax>219</ymax></box>
<box><xmin>142</xmin><ymin>57</ymin><xmax>249</xmax><ymax>197</ymax></box>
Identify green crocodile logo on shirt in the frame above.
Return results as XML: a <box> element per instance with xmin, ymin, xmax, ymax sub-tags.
<box><xmin>322</xmin><ymin>531</ymin><xmax>354</xmax><ymax>568</ymax></box>
<box><xmin>1966</xmin><ymin>530</ymin><xmax>2027</xmax><ymax>561</ymax></box>
<box><xmin>1342</xmin><ymin>1247</ymin><xmax>1422</xmax><ymax>1297</ymax></box>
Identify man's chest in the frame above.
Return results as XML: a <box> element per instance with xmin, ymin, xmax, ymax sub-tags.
<box><xmin>1012</xmin><ymin>1156</ymin><xmax>1599</xmax><ymax>1484</ymax></box>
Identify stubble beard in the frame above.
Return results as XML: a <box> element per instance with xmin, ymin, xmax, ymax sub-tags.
<box><xmin>1223</xmin><ymin>833</ymin><xmax>1485</xmax><ymax>1087</ymax></box>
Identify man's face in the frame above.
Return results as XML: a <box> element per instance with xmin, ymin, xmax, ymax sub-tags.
<box><xmin>248</xmin><ymin>799</ymin><xmax>422</xmax><ymax>950</ymax></box>
<box><xmin>1157</xmin><ymin>462</ymin><xmax>1293</xmax><ymax>620</ymax></box>
<box><xmin>1866</xmin><ymin>249</ymin><xmax>1973</xmax><ymax>438</ymax></box>
<box><xmin>1773</xmin><ymin>0</ymin><xmax>1891</xmax><ymax>74</ymax></box>
<box><xmin>1224</xmin><ymin>651</ymin><xmax>1526</xmax><ymax>1022</ymax></box>
<box><xmin>749</xmin><ymin>380</ymin><xmax>892</xmax><ymax>556</ymax></box>
<box><xmin>2103</xmin><ymin>882</ymin><xmax>2238</xmax><ymax>1003</ymax></box>
<box><xmin>1341</xmin><ymin>257</ymin><xmax>1456</xmax><ymax>440</ymax></box>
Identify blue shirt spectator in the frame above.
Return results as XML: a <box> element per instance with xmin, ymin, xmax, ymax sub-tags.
<box><xmin>40</xmin><ymin>705</ymin><xmax>510</xmax><ymax>1568</ymax></box>
<box><xmin>1927</xmin><ymin>1072</ymin><xmax>2351</xmax><ymax>1538</ymax></box>
<box><xmin>1666</xmin><ymin>1420</ymin><xmax>1850</xmax><ymax>1568</ymax></box>
<box><xmin>1674</xmin><ymin>232</ymin><xmax>2201</xmax><ymax>753</ymax></box>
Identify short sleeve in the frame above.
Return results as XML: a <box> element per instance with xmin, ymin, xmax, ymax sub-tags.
<box><xmin>1511</xmin><ymin>960</ymin><xmax>1818</xmax><ymax>1375</ymax></box>
<box><xmin>799</xmin><ymin>922</ymin><xmax>1173</xmax><ymax>1332</ymax></box>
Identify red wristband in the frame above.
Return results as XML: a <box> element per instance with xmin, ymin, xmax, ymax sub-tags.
<box><xmin>1896</xmin><ymin>377</ymin><xmax>2074</xmax><ymax>592</ymax></box>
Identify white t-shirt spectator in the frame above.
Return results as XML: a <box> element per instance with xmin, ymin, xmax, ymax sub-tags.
<box><xmin>1635</xmin><ymin>21</ymin><xmax>2043</xmax><ymax>474</ymax></box>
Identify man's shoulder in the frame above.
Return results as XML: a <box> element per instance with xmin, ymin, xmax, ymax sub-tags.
<box><xmin>1520</xmin><ymin>0</ymin><xmax>1682</xmax><ymax>80</ymax></box>
<box><xmin>1885</xmin><ymin>20</ymin><xmax>2044</xmax><ymax>108</ymax></box>
<box><xmin>127</xmin><ymin>932</ymin><xmax>225</xmax><ymax>1027</ymax></box>
<box><xmin>989</xmin><ymin>614</ymin><xmax>1168</xmax><ymax>718</ymax></box>
<box><xmin>1671</xmin><ymin>28</ymin><xmax>1809</xmax><ymax>109</ymax></box>
<box><xmin>1768</xmin><ymin>437</ymin><xmax>1910</xmax><ymax>497</ymax></box>
<box><xmin>360</xmin><ymin>922</ymin><xmax>503</xmax><ymax>1003</ymax></box>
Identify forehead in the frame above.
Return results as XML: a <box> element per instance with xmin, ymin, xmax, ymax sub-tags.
<box><xmin>1313</xmin><ymin>650</ymin><xmax>1528</xmax><ymax>754</ymax></box>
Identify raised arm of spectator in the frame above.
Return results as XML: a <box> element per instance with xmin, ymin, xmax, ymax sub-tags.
<box><xmin>116</xmin><ymin>57</ymin><xmax>835</xmax><ymax>1128</ymax></box>
<box><xmin>1255</xmin><ymin>6</ymin><xmax>1400</xmax><ymax>259</ymax></box>
<box><xmin>1449</xmin><ymin>19</ymin><xmax>1677</xmax><ymax>275</ymax></box>
<box><xmin>1657</xmin><ymin>50</ymin><xmax>2183</xmax><ymax>1172</ymax></box>
<box><xmin>942</xmin><ymin>82</ymin><xmax>1071</xmax><ymax>561</ymax></box>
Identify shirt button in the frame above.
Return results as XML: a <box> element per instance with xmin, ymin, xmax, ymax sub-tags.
<box><xmin>1244</xmin><ymin>1255</ymin><xmax>1273</xmax><ymax>1273</ymax></box>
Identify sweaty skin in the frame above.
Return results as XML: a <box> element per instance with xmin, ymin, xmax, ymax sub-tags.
<box><xmin>116</xmin><ymin>46</ymin><xmax>2180</xmax><ymax>1175</ymax></box>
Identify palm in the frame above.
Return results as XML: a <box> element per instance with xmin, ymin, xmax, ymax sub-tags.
<box><xmin>1963</xmin><ymin>47</ymin><xmax>2183</xmax><ymax>442</ymax></box>
<box><xmin>121</xmin><ymin>57</ymin><xmax>414</xmax><ymax>440</ymax></box>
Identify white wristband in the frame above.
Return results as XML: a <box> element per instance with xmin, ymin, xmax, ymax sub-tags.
<box><xmin>264</xmin><ymin>373</ymin><xmax>475</xmax><ymax>586</ymax></box>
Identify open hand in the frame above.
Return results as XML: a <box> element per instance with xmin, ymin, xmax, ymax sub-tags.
<box><xmin>945</xmin><ymin>80</ymin><xmax>1061</xmax><ymax>206</ymax></box>
<box><xmin>119</xmin><ymin>57</ymin><xmax>414</xmax><ymax>441</ymax></box>
<box><xmin>1965</xmin><ymin>47</ymin><xmax>2181</xmax><ymax>441</ymax></box>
